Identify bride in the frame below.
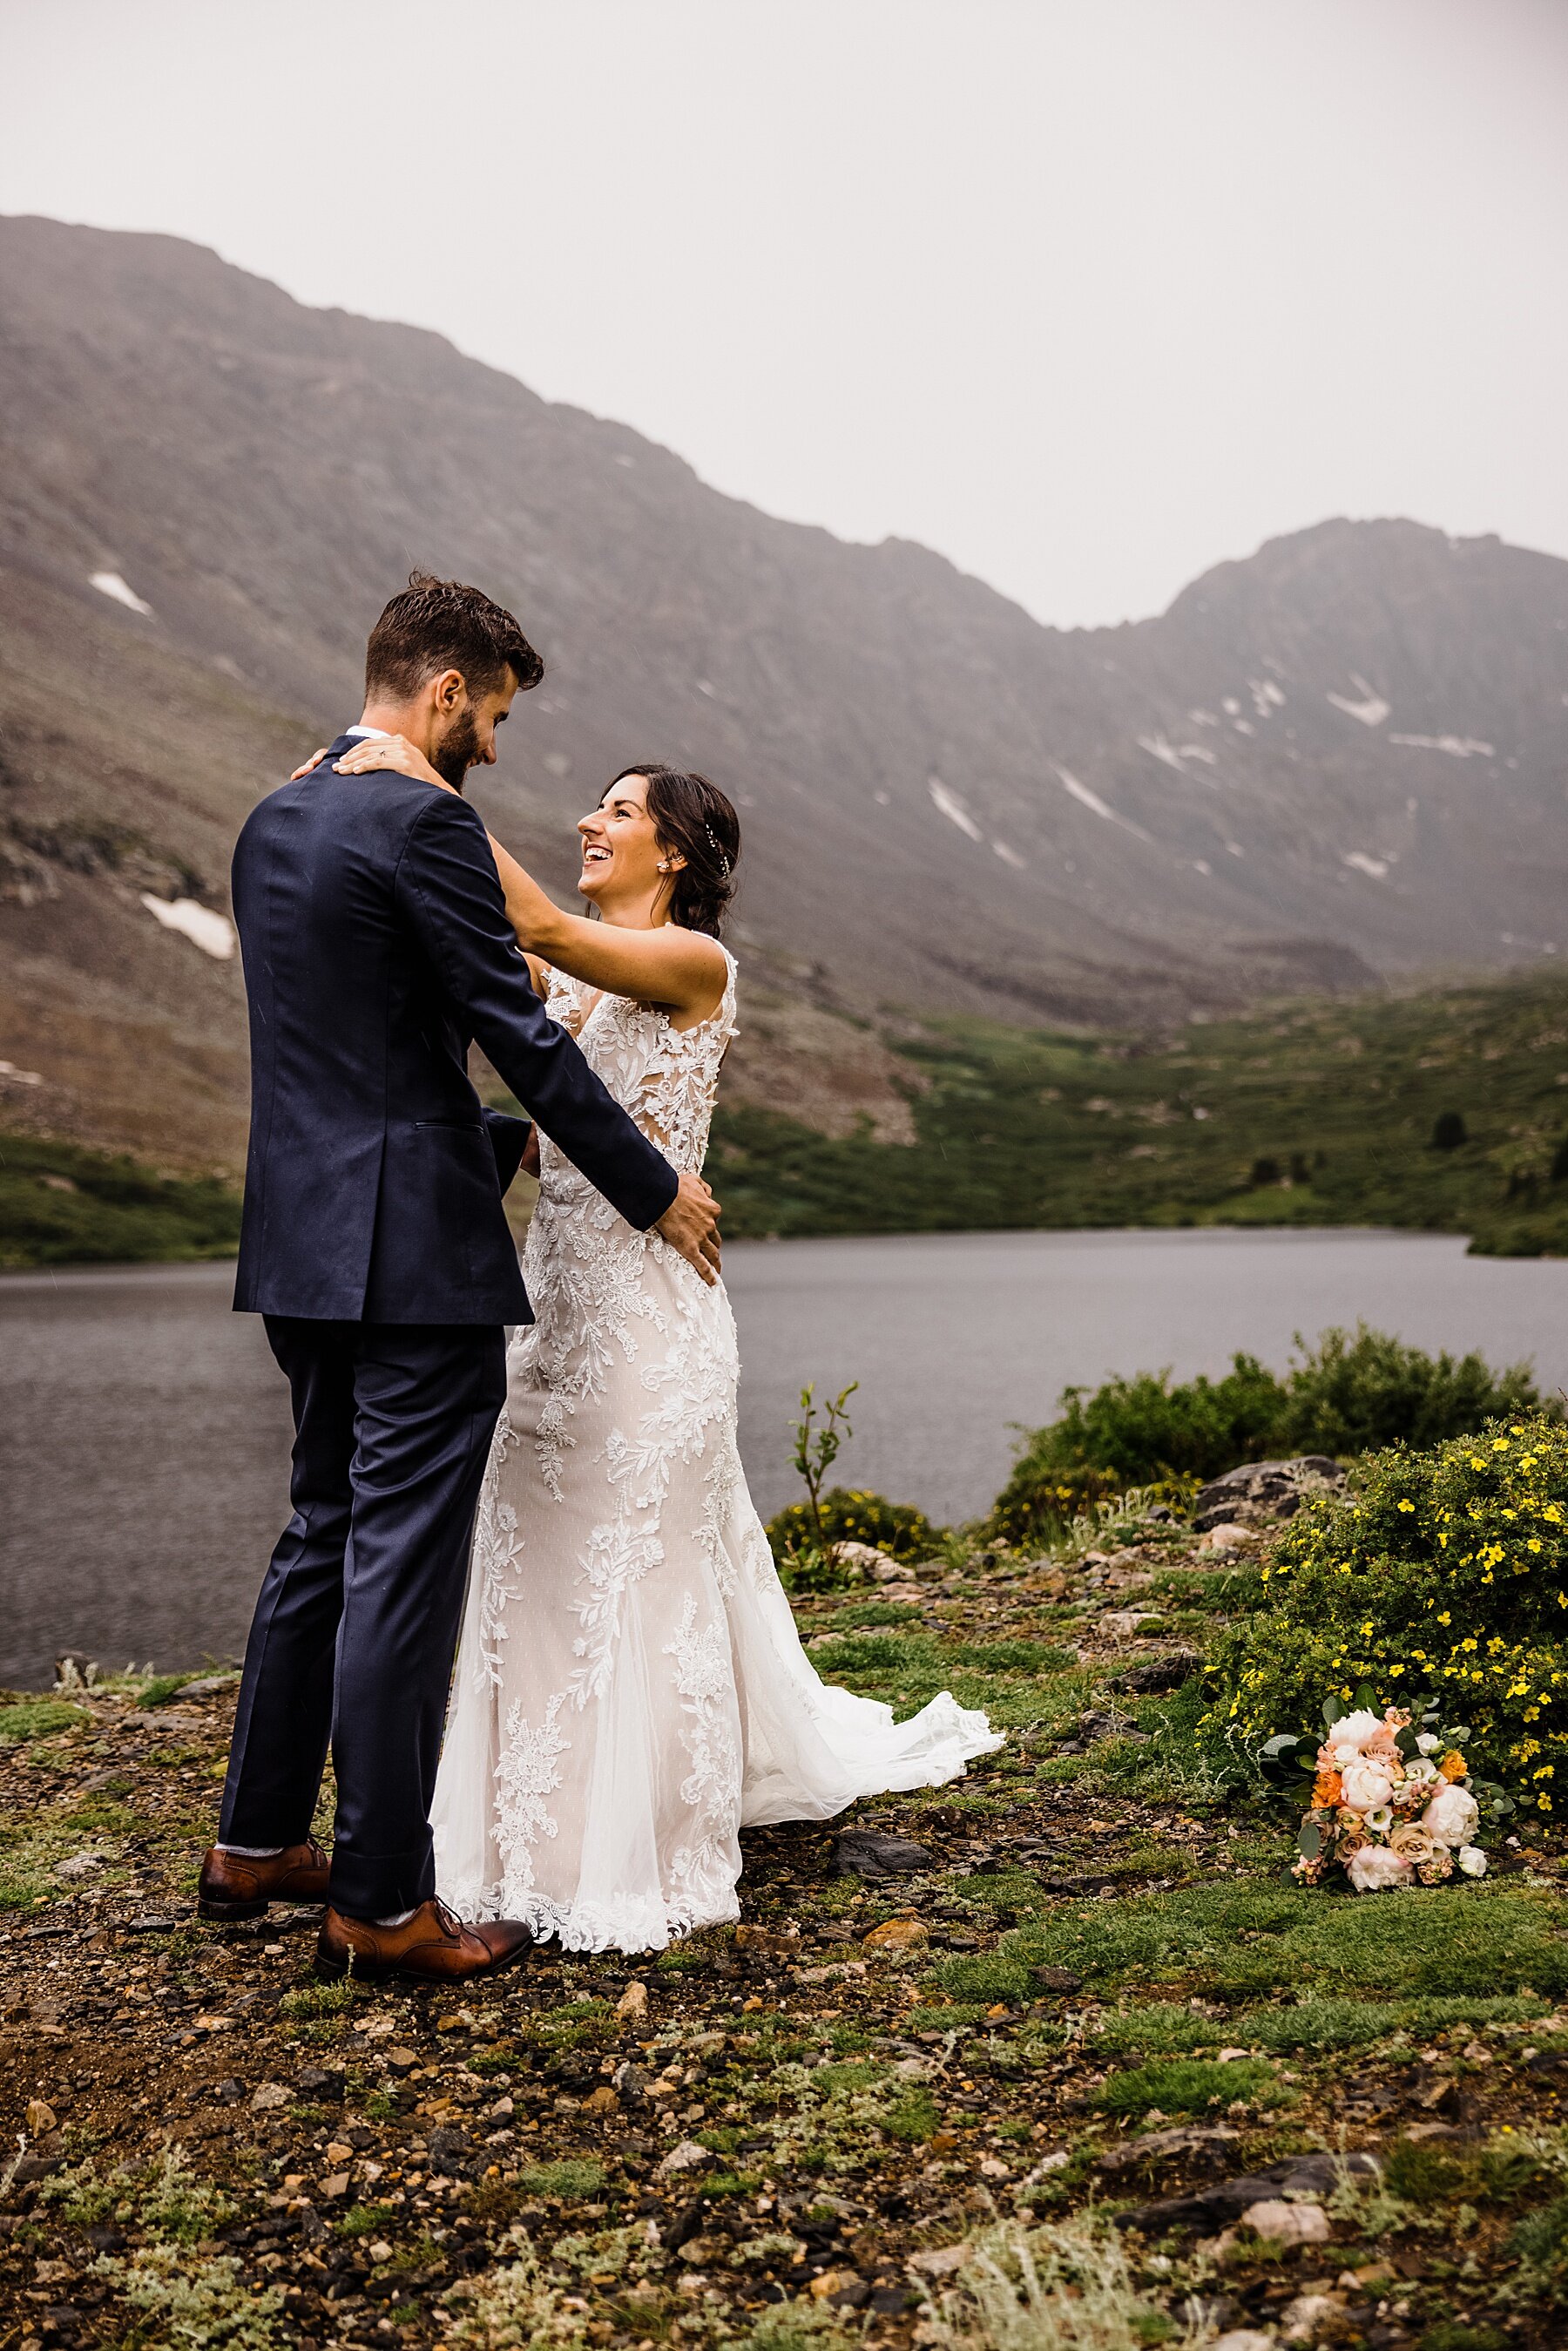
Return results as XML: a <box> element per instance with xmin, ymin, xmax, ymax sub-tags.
<box><xmin>319</xmin><ymin>738</ymin><xmax>999</xmax><ymax>1951</ymax></box>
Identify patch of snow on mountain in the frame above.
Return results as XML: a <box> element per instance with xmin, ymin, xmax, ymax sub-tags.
<box><xmin>1225</xmin><ymin>841</ymin><xmax>1246</xmax><ymax>857</ymax></box>
<box><xmin>928</xmin><ymin>777</ymin><xmax>982</xmax><ymax>842</ymax></box>
<box><xmin>1327</xmin><ymin>675</ymin><xmax>1390</xmax><ymax>727</ymax></box>
<box><xmin>91</xmin><ymin>570</ymin><xmax>152</xmax><ymax>615</ymax></box>
<box><xmin>1389</xmin><ymin>734</ymin><xmax>1494</xmax><ymax>758</ymax></box>
<box><xmin>992</xmin><ymin>840</ymin><xmax>1026</xmax><ymax>869</ymax></box>
<box><xmin>1137</xmin><ymin>734</ymin><xmax>1186</xmax><ymax>773</ymax></box>
<box><xmin>1342</xmin><ymin>852</ymin><xmax>1390</xmax><ymax>881</ymax></box>
<box><xmin>1052</xmin><ymin>768</ymin><xmax>1150</xmax><ymax>840</ymax></box>
<box><xmin>1250</xmin><ymin>678</ymin><xmax>1286</xmax><ymax>715</ymax></box>
<box><xmin>140</xmin><ymin>895</ymin><xmax>236</xmax><ymax>959</ymax></box>
<box><xmin>1179</xmin><ymin>742</ymin><xmax>1218</xmax><ymax>765</ymax></box>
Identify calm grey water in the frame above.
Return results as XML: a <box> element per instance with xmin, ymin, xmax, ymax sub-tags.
<box><xmin>6</xmin><ymin>1229</ymin><xmax>1568</xmax><ymax>1689</ymax></box>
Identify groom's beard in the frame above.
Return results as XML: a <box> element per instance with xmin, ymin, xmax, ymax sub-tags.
<box><xmin>430</xmin><ymin>708</ymin><xmax>481</xmax><ymax>789</ymax></box>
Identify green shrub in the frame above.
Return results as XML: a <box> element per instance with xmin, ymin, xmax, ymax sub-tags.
<box><xmin>1274</xmin><ymin>1325</ymin><xmax>1546</xmax><ymax>1456</ymax></box>
<box><xmin>1206</xmin><ymin>1416</ymin><xmax>1568</xmax><ymax>1806</ymax></box>
<box><xmin>766</xmin><ymin>1487</ymin><xmax>941</xmax><ymax>1569</ymax></box>
<box><xmin>989</xmin><ymin>1357</ymin><xmax>1283</xmax><ymax>1538</ymax></box>
<box><xmin>990</xmin><ymin>1325</ymin><xmax>1552</xmax><ymax>1542</ymax></box>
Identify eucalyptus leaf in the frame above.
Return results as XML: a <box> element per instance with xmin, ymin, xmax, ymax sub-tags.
<box><xmin>1297</xmin><ymin>1819</ymin><xmax>1323</xmax><ymax>1860</ymax></box>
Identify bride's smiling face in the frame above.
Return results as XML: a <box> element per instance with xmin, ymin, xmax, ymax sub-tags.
<box><xmin>577</xmin><ymin>774</ymin><xmax>679</xmax><ymax>913</ymax></box>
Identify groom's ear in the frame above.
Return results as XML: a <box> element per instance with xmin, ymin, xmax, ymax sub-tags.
<box><xmin>429</xmin><ymin>668</ymin><xmax>469</xmax><ymax>715</ymax></box>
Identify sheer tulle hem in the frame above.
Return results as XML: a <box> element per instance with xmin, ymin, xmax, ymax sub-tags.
<box><xmin>441</xmin><ymin>1880</ymin><xmax>742</xmax><ymax>1954</ymax></box>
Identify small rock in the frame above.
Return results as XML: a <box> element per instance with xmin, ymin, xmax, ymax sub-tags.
<box><xmin>323</xmin><ymin>2141</ymin><xmax>353</xmax><ymax>2165</ymax></box>
<box><xmin>659</xmin><ymin>2140</ymin><xmax>715</xmax><ymax>2177</ymax></box>
<box><xmin>908</xmin><ymin>2244</ymin><xmax>970</xmax><ymax>2279</ymax></box>
<box><xmin>814</xmin><ymin>2271</ymin><xmax>872</xmax><ymax>2308</ymax></box>
<box><xmin>25</xmin><ymin>2101</ymin><xmax>58</xmax><ymax>2136</ymax></box>
<box><xmin>319</xmin><ymin>2171</ymin><xmax>351</xmax><ymax>2199</ymax></box>
<box><xmin>176</xmin><ymin>1675</ymin><xmax>239</xmax><ymax>1700</ymax></box>
<box><xmin>832</xmin><ymin>1829</ymin><xmax>935</xmax><ymax>1880</ymax></box>
<box><xmin>1199</xmin><ymin>1523</ymin><xmax>1257</xmax><ymax>1553</ymax></box>
<box><xmin>862</xmin><ymin>1917</ymin><xmax>929</xmax><ymax>1950</ymax></box>
<box><xmin>385</xmin><ymin>2047</ymin><xmax>420</xmax><ymax>2074</ymax></box>
<box><xmin>368</xmin><ymin>2239</ymin><xmax>395</xmax><ymax>2264</ymax></box>
<box><xmin>213</xmin><ymin>2080</ymin><xmax>245</xmax><ymax>2105</ymax></box>
<box><xmin>582</xmin><ymin>2086</ymin><xmax>618</xmax><ymax>2113</ymax></box>
<box><xmin>734</xmin><ymin>1923</ymin><xmax>801</xmax><ymax>1955</ymax></box>
<box><xmin>1102</xmin><ymin>1610</ymin><xmax>1158</xmax><ymax>1641</ymax></box>
<box><xmin>1212</xmin><ymin>2334</ymin><xmax>1277</xmax><ymax>2351</ymax></box>
<box><xmin>1096</xmin><ymin>2126</ymin><xmax>1240</xmax><ymax>2175</ymax></box>
<box><xmin>1031</xmin><ymin>1965</ymin><xmax>1083</xmax><ymax>1993</ymax></box>
<box><xmin>53</xmin><ymin>1852</ymin><xmax>108</xmax><ymax>1881</ymax></box>
<box><xmin>1281</xmin><ymin>2290</ymin><xmax>1349</xmax><ymax>2344</ymax></box>
<box><xmin>250</xmin><ymin>2082</ymin><xmax>290</xmax><ymax>2111</ymax></box>
<box><xmin>1217</xmin><ymin>2048</ymin><xmax>1251</xmax><ymax>2063</ymax></box>
<box><xmin>616</xmin><ymin>1980</ymin><xmax>649</xmax><ymax>2021</ymax></box>
<box><xmin>830</xmin><ymin>1541</ymin><xmax>888</xmax><ymax>1574</ymax></box>
<box><xmin>977</xmin><ymin>2156</ymin><xmax>1011</xmax><ymax>2178</ymax></box>
<box><xmin>1242</xmin><ymin>2199</ymin><xmax>1330</xmax><ymax>2245</ymax></box>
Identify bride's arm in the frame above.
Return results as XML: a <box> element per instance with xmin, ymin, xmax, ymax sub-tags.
<box><xmin>312</xmin><ymin>734</ymin><xmax>726</xmax><ymax>1017</ymax></box>
<box><xmin>485</xmin><ymin>832</ymin><xmax>726</xmax><ymax>1017</ymax></box>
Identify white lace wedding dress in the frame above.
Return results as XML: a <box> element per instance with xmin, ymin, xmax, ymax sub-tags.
<box><xmin>431</xmin><ymin>950</ymin><xmax>1000</xmax><ymax>1951</ymax></box>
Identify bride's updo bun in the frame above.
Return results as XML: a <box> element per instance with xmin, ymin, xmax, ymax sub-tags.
<box><xmin>612</xmin><ymin>764</ymin><xmax>741</xmax><ymax>938</ymax></box>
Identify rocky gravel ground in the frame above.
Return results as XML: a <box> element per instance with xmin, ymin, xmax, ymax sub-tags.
<box><xmin>6</xmin><ymin>1498</ymin><xmax>1568</xmax><ymax>2351</ymax></box>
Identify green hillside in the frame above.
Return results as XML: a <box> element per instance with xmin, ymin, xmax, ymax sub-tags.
<box><xmin>711</xmin><ymin>966</ymin><xmax>1568</xmax><ymax>1254</ymax></box>
<box><xmin>10</xmin><ymin>966</ymin><xmax>1568</xmax><ymax>1266</ymax></box>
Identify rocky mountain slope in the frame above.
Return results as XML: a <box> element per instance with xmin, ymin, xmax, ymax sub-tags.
<box><xmin>3</xmin><ymin>213</ymin><xmax>1567</xmax><ymax>1173</ymax></box>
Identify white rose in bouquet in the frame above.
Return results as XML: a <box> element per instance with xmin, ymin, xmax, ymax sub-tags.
<box><xmin>1328</xmin><ymin>1710</ymin><xmax>1386</xmax><ymax>1758</ymax></box>
<box><xmin>1416</xmin><ymin>1732</ymin><xmax>1442</xmax><ymax>1755</ymax></box>
<box><xmin>1457</xmin><ymin>1846</ymin><xmax>1489</xmax><ymax>1878</ymax></box>
<box><xmin>1340</xmin><ymin>1758</ymin><xmax>1396</xmax><ymax>1812</ymax></box>
<box><xmin>1348</xmin><ymin>1844</ymin><xmax>1414</xmax><ymax>1893</ymax></box>
<box><xmin>1403</xmin><ymin>1758</ymin><xmax>1440</xmax><ymax>1785</ymax></box>
<box><xmin>1422</xmin><ymin>1783</ymin><xmax>1481</xmax><ymax>1846</ymax></box>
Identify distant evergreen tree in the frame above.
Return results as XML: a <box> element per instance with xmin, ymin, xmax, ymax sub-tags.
<box><xmin>1552</xmin><ymin>1136</ymin><xmax>1568</xmax><ymax>1183</ymax></box>
<box><xmin>1430</xmin><ymin>1110</ymin><xmax>1468</xmax><ymax>1151</ymax></box>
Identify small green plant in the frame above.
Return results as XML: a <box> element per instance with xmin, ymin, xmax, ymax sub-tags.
<box><xmin>514</xmin><ymin>2158</ymin><xmax>606</xmax><ymax>2202</ymax></box>
<box><xmin>793</xmin><ymin>1379</ymin><xmax>858</xmax><ymax>1554</ymax></box>
<box><xmin>98</xmin><ymin>2244</ymin><xmax>285</xmax><ymax>2349</ymax></box>
<box><xmin>919</xmin><ymin>2214</ymin><xmax>1183</xmax><ymax>2351</ymax></box>
<box><xmin>279</xmin><ymin>1978</ymin><xmax>363</xmax><ymax>2019</ymax></box>
<box><xmin>335</xmin><ymin>2202</ymin><xmax>398</xmax><ymax>2239</ymax></box>
<box><xmin>136</xmin><ymin>1671</ymin><xmax>196</xmax><ymax>1709</ymax></box>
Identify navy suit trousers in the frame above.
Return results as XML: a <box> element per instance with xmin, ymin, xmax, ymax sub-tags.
<box><xmin>218</xmin><ymin>1318</ymin><xmax>507</xmax><ymax>1918</ymax></box>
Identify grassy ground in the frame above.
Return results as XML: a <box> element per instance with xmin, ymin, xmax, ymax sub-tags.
<box><xmin>711</xmin><ymin>966</ymin><xmax>1568</xmax><ymax>1252</ymax></box>
<box><xmin>6</xmin><ymin>1519</ymin><xmax>1568</xmax><ymax>2348</ymax></box>
<box><xmin>0</xmin><ymin>1135</ymin><xmax>240</xmax><ymax>1270</ymax></box>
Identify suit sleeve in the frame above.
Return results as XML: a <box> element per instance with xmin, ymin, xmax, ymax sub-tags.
<box><xmin>395</xmin><ymin>794</ymin><xmax>679</xmax><ymax>1231</ymax></box>
<box><xmin>483</xmin><ymin>1107</ymin><xmax>532</xmax><ymax>1195</ymax></box>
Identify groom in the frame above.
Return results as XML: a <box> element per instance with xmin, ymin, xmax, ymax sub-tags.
<box><xmin>199</xmin><ymin>573</ymin><xmax>721</xmax><ymax>1982</ymax></box>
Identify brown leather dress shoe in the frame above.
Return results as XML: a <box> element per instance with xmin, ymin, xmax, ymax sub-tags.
<box><xmin>315</xmin><ymin>1899</ymin><xmax>534</xmax><ymax>1984</ymax></box>
<box><xmin>197</xmin><ymin>1840</ymin><xmax>331</xmax><ymax>1921</ymax></box>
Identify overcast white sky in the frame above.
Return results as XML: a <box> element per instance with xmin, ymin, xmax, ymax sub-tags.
<box><xmin>3</xmin><ymin>0</ymin><xmax>1565</xmax><ymax>627</ymax></box>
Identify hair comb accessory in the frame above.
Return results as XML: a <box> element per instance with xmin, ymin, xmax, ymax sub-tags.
<box><xmin>704</xmin><ymin>822</ymin><xmax>733</xmax><ymax>879</ymax></box>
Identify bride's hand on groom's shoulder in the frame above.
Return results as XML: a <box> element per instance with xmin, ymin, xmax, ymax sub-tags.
<box><xmin>655</xmin><ymin>1169</ymin><xmax>722</xmax><ymax>1285</ymax></box>
<box><xmin>289</xmin><ymin>736</ymin><xmax>455</xmax><ymax>792</ymax></box>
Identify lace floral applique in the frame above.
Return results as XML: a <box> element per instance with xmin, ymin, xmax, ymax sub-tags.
<box><xmin>492</xmin><ymin>1692</ymin><xmax>568</xmax><ymax>1891</ymax></box>
<box><xmin>664</xmin><ymin>1594</ymin><xmax>740</xmax><ymax>1903</ymax></box>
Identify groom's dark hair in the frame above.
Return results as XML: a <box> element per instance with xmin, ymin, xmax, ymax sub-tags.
<box><xmin>365</xmin><ymin>572</ymin><xmax>544</xmax><ymax>701</ymax></box>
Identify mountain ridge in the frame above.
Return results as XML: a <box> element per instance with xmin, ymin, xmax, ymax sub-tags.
<box><xmin>3</xmin><ymin>214</ymin><xmax>1567</xmax><ymax>1177</ymax></box>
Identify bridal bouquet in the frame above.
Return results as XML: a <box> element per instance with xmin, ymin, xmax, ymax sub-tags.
<box><xmin>1259</xmin><ymin>1690</ymin><xmax>1507</xmax><ymax>1893</ymax></box>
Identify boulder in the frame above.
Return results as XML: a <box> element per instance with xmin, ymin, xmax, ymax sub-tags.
<box><xmin>1193</xmin><ymin>1457</ymin><xmax>1345</xmax><ymax>1532</ymax></box>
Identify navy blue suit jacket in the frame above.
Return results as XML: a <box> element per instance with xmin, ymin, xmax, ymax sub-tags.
<box><xmin>231</xmin><ymin>735</ymin><xmax>679</xmax><ymax>1323</ymax></box>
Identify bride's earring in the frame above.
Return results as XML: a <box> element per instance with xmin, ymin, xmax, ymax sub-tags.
<box><xmin>657</xmin><ymin>861</ymin><xmax>672</xmax><ymax>872</ymax></box>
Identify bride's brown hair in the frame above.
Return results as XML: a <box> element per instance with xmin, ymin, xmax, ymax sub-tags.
<box><xmin>606</xmin><ymin>765</ymin><xmax>741</xmax><ymax>938</ymax></box>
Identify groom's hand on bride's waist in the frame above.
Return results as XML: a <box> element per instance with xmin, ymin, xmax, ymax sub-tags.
<box><xmin>655</xmin><ymin>1170</ymin><xmax>722</xmax><ymax>1284</ymax></box>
